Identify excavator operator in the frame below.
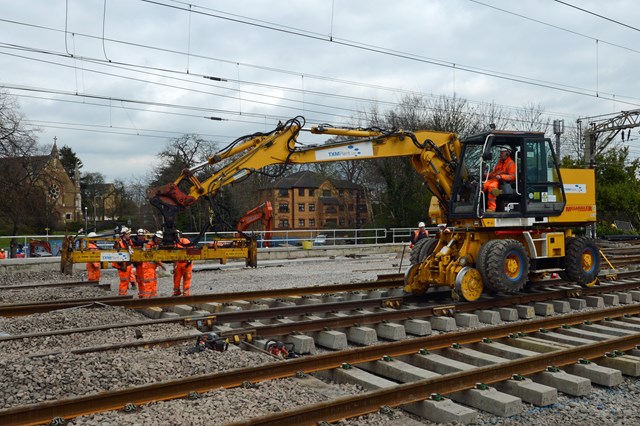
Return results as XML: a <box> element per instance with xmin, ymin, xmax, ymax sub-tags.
<box><xmin>483</xmin><ymin>146</ymin><xmax>515</xmax><ymax>212</ymax></box>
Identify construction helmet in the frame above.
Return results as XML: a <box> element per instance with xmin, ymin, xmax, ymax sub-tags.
<box><xmin>137</xmin><ymin>228</ymin><xmax>145</xmax><ymax>235</ymax></box>
<box><xmin>418</xmin><ymin>222</ymin><xmax>426</xmax><ymax>228</ymax></box>
<box><xmin>87</xmin><ymin>232</ymin><xmax>97</xmax><ymax>238</ymax></box>
<box><xmin>154</xmin><ymin>230</ymin><xmax>163</xmax><ymax>239</ymax></box>
<box><xmin>120</xmin><ymin>226</ymin><xmax>131</xmax><ymax>234</ymax></box>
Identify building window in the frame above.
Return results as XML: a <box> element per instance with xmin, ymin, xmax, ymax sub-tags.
<box><xmin>65</xmin><ymin>213</ymin><xmax>72</xmax><ymax>220</ymax></box>
<box><xmin>279</xmin><ymin>219</ymin><xmax>290</xmax><ymax>228</ymax></box>
<box><xmin>298</xmin><ymin>203</ymin><xmax>305</xmax><ymax>212</ymax></box>
<box><xmin>298</xmin><ymin>219</ymin><xmax>305</xmax><ymax>227</ymax></box>
<box><xmin>48</xmin><ymin>184</ymin><xmax>61</xmax><ymax>200</ymax></box>
<box><xmin>309</xmin><ymin>203</ymin><xmax>315</xmax><ymax>212</ymax></box>
<box><xmin>298</xmin><ymin>188</ymin><xmax>305</xmax><ymax>196</ymax></box>
<box><xmin>309</xmin><ymin>219</ymin><xmax>315</xmax><ymax>226</ymax></box>
<box><xmin>339</xmin><ymin>189</ymin><xmax>344</xmax><ymax>196</ymax></box>
<box><xmin>339</xmin><ymin>218</ymin><xmax>345</xmax><ymax>226</ymax></box>
<box><xmin>323</xmin><ymin>189</ymin><xmax>331</xmax><ymax>197</ymax></box>
<box><xmin>309</xmin><ymin>189</ymin><xmax>315</xmax><ymax>196</ymax></box>
<box><xmin>279</xmin><ymin>203</ymin><xmax>289</xmax><ymax>213</ymax></box>
<box><xmin>279</xmin><ymin>188</ymin><xmax>288</xmax><ymax>197</ymax></box>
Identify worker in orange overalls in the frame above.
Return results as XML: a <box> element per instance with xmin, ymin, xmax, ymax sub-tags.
<box><xmin>131</xmin><ymin>229</ymin><xmax>148</xmax><ymax>297</ymax></box>
<box><xmin>173</xmin><ymin>230</ymin><xmax>193</xmax><ymax>296</ymax></box>
<box><xmin>483</xmin><ymin>146</ymin><xmax>516</xmax><ymax>212</ymax></box>
<box><xmin>112</xmin><ymin>227</ymin><xmax>136</xmax><ymax>296</ymax></box>
<box><xmin>136</xmin><ymin>231</ymin><xmax>165</xmax><ymax>298</ymax></box>
<box><xmin>0</xmin><ymin>248</ymin><xmax>6</xmax><ymax>259</ymax></box>
<box><xmin>86</xmin><ymin>232</ymin><xmax>101</xmax><ymax>282</ymax></box>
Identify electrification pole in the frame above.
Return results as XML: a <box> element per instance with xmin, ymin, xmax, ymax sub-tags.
<box><xmin>553</xmin><ymin>119</ymin><xmax>564</xmax><ymax>159</ymax></box>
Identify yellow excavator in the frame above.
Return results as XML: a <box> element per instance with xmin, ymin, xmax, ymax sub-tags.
<box><xmin>64</xmin><ymin>116</ymin><xmax>599</xmax><ymax>301</ymax></box>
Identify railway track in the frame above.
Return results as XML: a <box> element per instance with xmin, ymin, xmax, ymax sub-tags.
<box><xmin>1</xmin><ymin>246</ymin><xmax>640</xmax><ymax>424</ymax></box>
<box><xmin>2</xmin><ymin>304</ymin><xmax>640</xmax><ymax>425</ymax></box>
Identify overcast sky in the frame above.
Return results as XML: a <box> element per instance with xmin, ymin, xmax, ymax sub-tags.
<box><xmin>1</xmin><ymin>0</ymin><xmax>639</xmax><ymax>182</ymax></box>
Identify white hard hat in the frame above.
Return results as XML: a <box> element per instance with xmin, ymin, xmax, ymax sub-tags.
<box><xmin>499</xmin><ymin>145</ymin><xmax>511</xmax><ymax>152</ymax></box>
<box><xmin>154</xmin><ymin>230</ymin><xmax>163</xmax><ymax>239</ymax></box>
<box><xmin>120</xmin><ymin>226</ymin><xmax>130</xmax><ymax>234</ymax></box>
<box><xmin>137</xmin><ymin>228</ymin><xmax>145</xmax><ymax>235</ymax></box>
<box><xmin>87</xmin><ymin>232</ymin><xmax>97</xmax><ymax>238</ymax></box>
<box><xmin>418</xmin><ymin>222</ymin><xmax>426</xmax><ymax>227</ymax></box>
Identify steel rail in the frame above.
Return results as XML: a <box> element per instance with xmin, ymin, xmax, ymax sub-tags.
<box><xmin>0</xmin><ymin>315</ymin><xmax>214</xmax><ymax>343</ymax></box>
<box><xmin>1</xmin><ymin>264</ymin><xmax>638</xmax><ymax>318</ymax></box>
<box><xmin>0</xmin><ymin>281</ymin><xmax>109</xmax><ymax>291</ymax></box>
<box><xmin>0</xmin><ymin>277</ymin><xmax>404</xmax><ymax>317</ymax></box>
<box><xmin>3</xmin><ymin>277</ymin><xmax>640</xmax><ymax>347</ymax></box>
<box><xmin>0</xmin><ymin>296</ymin><xmax>134</xmax><ymax>317</ymax></box>
<box><xmin>2</xmin><ymin>304</ymin><xmax>640</xmax><ymax>425</ymax></box>
<box><xmin>231</xmin><ymin>333</ymin><xmax>640</xmax><ymax>426</ymax></box>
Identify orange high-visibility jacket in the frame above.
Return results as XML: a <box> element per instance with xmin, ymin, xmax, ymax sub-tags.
<box><xmin>490</xmin><ymin>157</ymin><xmax>516</xmax><ymax>182</ymax></box>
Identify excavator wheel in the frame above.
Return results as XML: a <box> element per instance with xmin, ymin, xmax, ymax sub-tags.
<box><xmin>562</xmin><ymin>237</ymin><xmax>600</xmax><ymax>287</ymax></box>
<box><xmin>455</xmin><ymin>267</ymin><xmax>483</xmax><ymax>301</ymax></box>
<box><xmin>475</xmin><ymin>240</ymin><xmax>497</xmax><ymax>292</ymax></box>
<box><xmin>409</xmin><ymin>238</ymin><xmax>438</xmax><ymax>265</ymax></box>
<box><xmin>484</xmin><ymin>239</ymin><xmax>529</xmax><ymax>293</ymax></box>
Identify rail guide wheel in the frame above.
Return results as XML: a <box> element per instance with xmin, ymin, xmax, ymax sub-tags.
<box><xmin>455</xmin><ymin>266</ymin><xmax>483</xmax><ymax>301</ymax></box>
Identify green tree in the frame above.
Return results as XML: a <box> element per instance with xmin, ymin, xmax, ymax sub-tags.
<box><xmin>594</xmin><ymin>146</ymin><xmax>640</xmax><ymax>229</ymax></box>
<box><xmin>58</xmin><ymin>145</ymin><xmax>82</xmax><ymax>180</ymax></box>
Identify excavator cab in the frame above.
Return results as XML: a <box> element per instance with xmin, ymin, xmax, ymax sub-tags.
<box><xmin>449</xmin><ymin>131</ymin><xmax>566</xmax><ymax>218</ymax></box>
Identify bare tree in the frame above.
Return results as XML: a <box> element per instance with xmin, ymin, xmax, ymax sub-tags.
<box><xmin>511</xmin><ymin>102</ymin><xmax>550</xmax><ymax>133</ymax></box>
<box><xmin>0</xmin><ymin>92</ymin><xmax>49</xmax><ymax>249</ymax></box>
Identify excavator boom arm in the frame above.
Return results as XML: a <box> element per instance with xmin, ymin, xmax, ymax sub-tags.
<box><xmin>148</xmin><ymin>116</ymin><xmax>461</xmax><ymax>239</ymax></box>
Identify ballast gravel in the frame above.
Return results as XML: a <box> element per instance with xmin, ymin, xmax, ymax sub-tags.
<box><xmin>0</xmin><ymin>343</ymin><xmax>276</xmax><ymax>410</ymax></box>
<box><xmin>3</xmin><ymin>251</ymin><xmax>640</xmax><ymax>424</ymax></box>
<box><xmin>0</xmin><ymin>305</ymin><xmax>203</xmax><ymax>356</ymax></box>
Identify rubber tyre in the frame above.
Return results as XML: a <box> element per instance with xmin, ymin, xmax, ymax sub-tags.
<box><xmin>476</xmin><ymin>240</ymin><xmax>502</xmax><ymax>292</ymax></box>
<box><xmin>410</xmin><ymin>238</ymin><xmax>438</xmax><ymax>265</ymax></box>
<box><xmin>485</xmin><ymin>239</ymin><xmax>529</xmax><ymax>293</ymax></box>
<box><xmin>563</xmin><ymin>237</ymin><xmax>600</xmax><ymax>286</ymax></box>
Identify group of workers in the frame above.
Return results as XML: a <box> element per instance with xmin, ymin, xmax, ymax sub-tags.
<box><xmin>409</xmin><ymin>222</ymin><xmax>451</xmax><ymax>249</ymax></box>
<box><xmin>85</xmin><ymin>227</ymin><xmax>192</xmax><ymax>298</ymax></box>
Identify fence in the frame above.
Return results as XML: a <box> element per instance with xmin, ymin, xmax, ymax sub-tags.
<box><xmin>1</xmin><ymin>227</ymin><xmax>421</xmax><ymax>258</ymax></box>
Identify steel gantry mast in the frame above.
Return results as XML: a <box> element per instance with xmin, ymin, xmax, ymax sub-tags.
<box><xmin>579</xmin><ymin>108</ymin><xmax>640</xmax><ymax>167</ymax></box>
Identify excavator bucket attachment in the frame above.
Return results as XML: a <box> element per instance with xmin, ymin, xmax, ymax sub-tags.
<box><xmin>148</xmin><ymin>183</ymin><xmax>197</xmax><ymax>245</ymax></box>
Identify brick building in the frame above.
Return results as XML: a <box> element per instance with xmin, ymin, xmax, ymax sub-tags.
<box><xmin>0</xmin><ymin>142</ymin><xmax>82</xmax><ymax>225</ymax></box>
<box><xmin>258</xmin><ymin>171</ymin><xmax>369</xmax><ymax>230</ymax></box>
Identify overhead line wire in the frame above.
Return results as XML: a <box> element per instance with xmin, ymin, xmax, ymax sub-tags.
<box><xmin>469</xmin><ymin>0</ymin><xmax>640</xmax><ymax>55</ymax></box>
<box><xmin>2</xmin><ymin>15</ymin><xmax>637</xmax><ymax>113</ymax></box>
<box><xmin>553</xmin><ymin>0</ymin><xmax>640</xmax><ymax>32</ymax></box>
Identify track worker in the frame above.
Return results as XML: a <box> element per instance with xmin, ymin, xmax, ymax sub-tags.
<box><xmin>137</xmin><ymin>231</ymin><xmax>166</xmax><ymax>298</ymax></box>
<box><xmin>86</xmin><ymin>232</ymin><xmax>101</xmax><ymax>282</ymax></box>
<box><xmin>0</xmin><ymin>248</ymin><xmax>5</xmax><ymax>259</ymax></box>
<box><xmin>173</xmin><ymin>230</ymin><xmax>193</xmax><ymax>296</ymax></box>
<box><xmin>483</xmin><ymin>145</ymin><xmax>516</xmax><ymax>212</ymax></box>
<box><xmin>409</xmin><ymin>222</ymin><xmax>428</xmax><ymax>249</ymax></box>
<box><xmin>132</xmin><ymin>228</ymin><xmax>148</xmax><ymax>247</ymax></box>
<box><xmin>131</xmin><ymin>229</ymin><xmax>148</xmax><ymax>295</ymax></box>
<box><xmin>112</xmin><ymin>227</ymin><xmax>136</xmax><ymax>296</ymax></box>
